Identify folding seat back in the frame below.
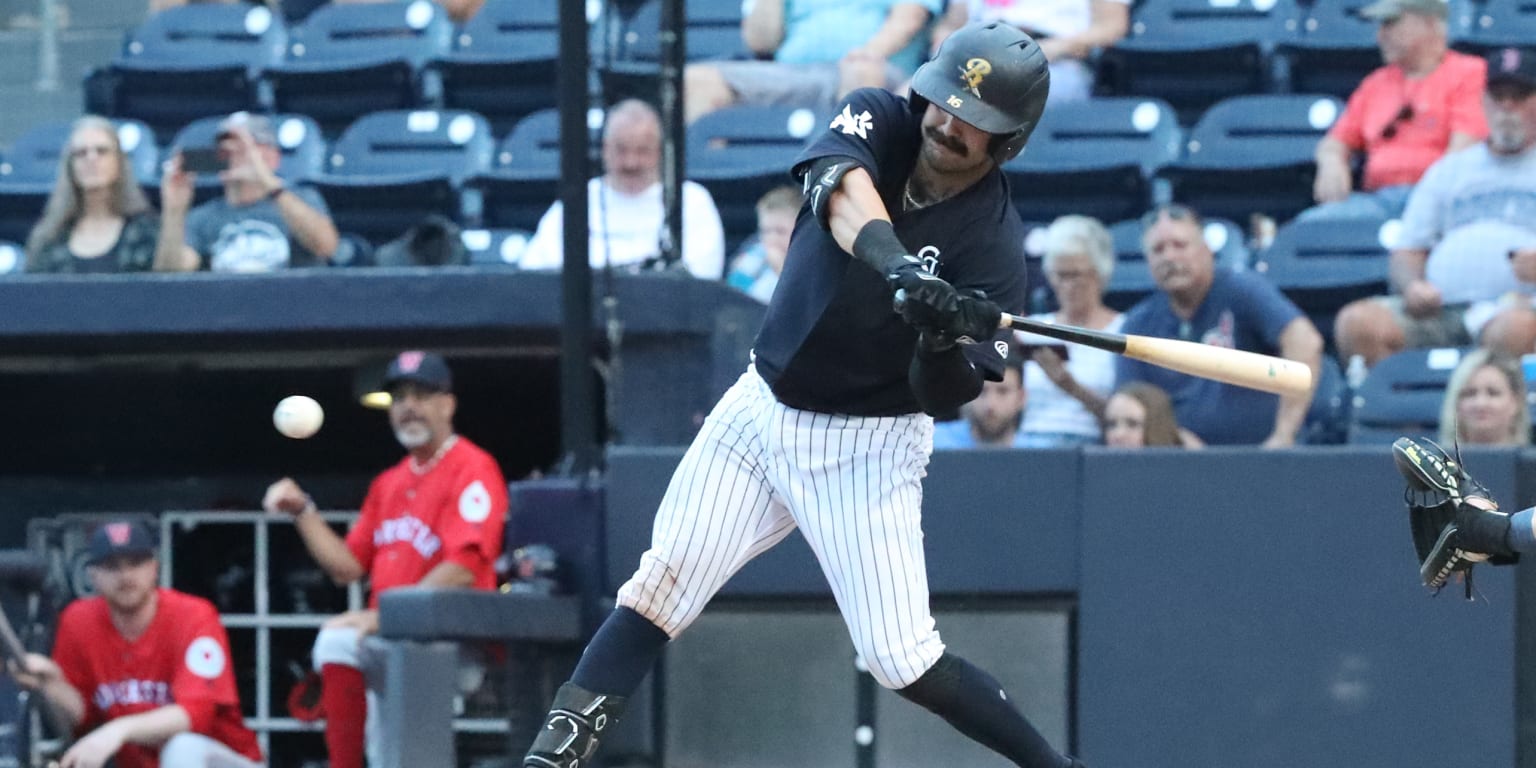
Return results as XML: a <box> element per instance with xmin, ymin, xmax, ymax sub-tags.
<box><xmin>472</xmin><ymin>109</ymin><xmax>563</xmax><ymax>231</ymax></box>
<box><xmin>437</xmin><ymin>1</ymin><xmax>561</xmax><ymax>135</ymax></box>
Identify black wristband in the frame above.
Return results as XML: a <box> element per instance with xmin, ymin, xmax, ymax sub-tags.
<box><xmin>852</xmin><ymin>219</ymin><xmax>915</xmax><ymax>276</ymax></box>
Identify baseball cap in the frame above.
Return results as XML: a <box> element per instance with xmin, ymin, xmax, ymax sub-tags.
<box><xmin>1357</xmin><ymin>0</ymin><xmax>1448</xmax><ymax>20</ymax></box>
<box><xmin>85</xmin><ymin>520</ymin><xmax>157</xmax><ymax>566</ymax></box>
<box><xmin>216</xmin><ymin>111</ymin><xmax>278</xmax><ymax>146</ymax></box>
<box><xmin>1486</xmin><ymin>47</ymin><xmax>1536</xmax><ymax>93</ymax></box>
<box><xmin>381</xmin><ymin>350</ymin><xmax>453</xmax><ymax>393</ymax></box>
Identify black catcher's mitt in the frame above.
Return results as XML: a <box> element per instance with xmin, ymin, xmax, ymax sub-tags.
<box><xmin>1391</xmin><ymin>437</ymin><xmax>1518</xmax><ymax>598</ymax></box>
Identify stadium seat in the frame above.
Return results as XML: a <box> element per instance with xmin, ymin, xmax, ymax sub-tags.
<box><xmin>83</xmin><ymin>4</ymin><xmax>286</xmax><ymax>145</ymax></box>
<box><xmin>268</xmin><ymin>1</ymin><xmax>454</xmax><ymax>139</ymax></box>
<box><xmin>1156</xmin><ymin>94</ymin><xmax>1344</xmax><ymax>224</ymax></box>
<box><xmin>1348</xmin><ymin>346</ymin><xmax>1466</xmax><ymax>444</ymax></box>
<box><xmin>685</xmin><ymin>106</ymin><xmax>818</xmax><ymax>252</ymax></box>
<box><xmin>1253</xmin><ymin>215</ymin><xmax>1393</xmax><ymax>343</ymax></box>
<box><xmin>469</xmin><ymin>109</ymin><xmax>562</xmax><ymax>232</ymax></box>
<box><xmin>1096</xmin><ymin>0</ymin><xmax>1300</xmax><ymax>124</ymax></box>
<box><xmin>1102</xmin><ymin>217</ymin><xmax>1248</xmax><ymax>311</ymax></box>
<box><xmin>435</xmin><ymin>2</ymin><xmax>559</xmax><ymax>137</ymax></box>
<box><xmin>311</xmin><ymin>110</ymin><xmax>494</xmax><ymax>246</ymax></box>
<box><xmin>158</xmin><ymin>114</ymin><xmax>327</xmax><ymax>207</ymax></box>
<box><xmin>460</xmin><ymin>228</ymin><xmax>532</xmax><ymax>268</ymax></box>
<box><xmin>0</xmin><ymin>120</ymin><xmax>158</xmax><ymax>244</ymax></box>
<box><xmin>1004</xmin><ymin>97</ymin><xmax>1181</xmax><ymax>225</ymax></box>
<box><xmin>1302</xmin><ymin>354</ymin><xmax>1350</xmax><ymax>445</ymax></box>
<box><xmin>600</xmin><ymin>0</ymin><xmax>750</xmax><ymax>102</ymax></box>
<box><xmin>1274</xmin><ymin>0</ymin><xmax>1382</xmax><ymax>99</ymax></box>
<box><xmin>1451</xmin><ymin>0</ymin><xmax>1536</xmax><ymax>54</ymax></box>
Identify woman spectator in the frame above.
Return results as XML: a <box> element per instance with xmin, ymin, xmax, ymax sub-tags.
<box><xmin>1103</xmin><ymin>381</ymin><xmax>1203</xmax><ymax>448</ymax></box>
<box><xmin>1016</xmin><ymin>215</ymin><xmax>1122</xmax><ymax>447</ymax></box>
<box><xmin>1437</xmin><ymin>349</ymin><xmax>1530</xmax><ymax>446</ymax></box>
<box><xmin>25</xmin><ymin>116</ymin><xmax>175</xmax><ymax>274</ymax></box>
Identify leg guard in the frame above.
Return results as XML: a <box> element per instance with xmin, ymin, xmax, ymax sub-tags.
<box><xmin>523</xmin><ymin>682</ymin><xmax>627</xmax><ymax>768</ymax></box>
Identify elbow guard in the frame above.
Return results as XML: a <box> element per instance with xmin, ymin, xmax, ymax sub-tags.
<box><xmin>800</xmin><ymin>155</ymin><xmax>860</xmax><ymax>232</ymax></box>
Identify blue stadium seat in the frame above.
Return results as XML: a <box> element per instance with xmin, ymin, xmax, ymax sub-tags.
<box><xmin>1096</xmin><ymin>0</ymin><xmax>1300</xmax><ymax>124</ymax></box>
<box><xmin>469</xmin><ymin>109</ymin><xmax>562</xmax><ymax>231</ymax></box>
<box><xmin>0</xmin><ymin>241</ymin><xmax>23</xmax><ymax>275</ymax></box>
<box><xmin>1451</xmin><ymin>0</ymin><xmax>1536</xmax><ymax>53</ymax></box>
<box><xmin>686</xmin><ymin>105</ymin><xmax>817</xmax><ymax>253</ymax></box>
<box><xmin>600</xmin><ymin>0</ymin><xmax>750</xmax><ymax>102</ymax></box>
<box><xmin>460</xmin><ymin>228</ymin><xmax>533</xmax><ymax>268</ymax></box>
<box><xmin>158</xmin><ymin>114</ymin><xmax>327</xmax><ymax>206</ymax></box>
<box><xmin>436</xmin><ymin>2</ymin><xmax>559</xmax><ymax>137</ymax></box>
<box><xmin>1302</xmin><ymin>354</ymin><xmax>1350</xmax><ymax>445</ymax></box>
<box><xmin>1275</xmin><ymin>0</ymin><xmax>1382</xmax><ymax>99</ymax></box>
<box><xmin>1253</xmin><ymin>214</ymin><xmax>1392</xmax><ymax>341</ymax></box>
<box><xmin>1156</xmin><ymin>93</ymin><xmax>1344</xmax><ymax>224</ymax></box>
<box><xmin>0</xmin><ymin>120</ymin><xmax>158</xmax><ymax>244</ymax></box>
<box><xmin>1349</xmin><ymin>346</ymin><xmax>1466</xmax><ymax>444</ymax></box>
<box><xmin>312</xmin><ymin>109</ymin><xmax>494</xmax><ymax>246</ymax></box>
<box><xmin>84</xmin><ymin>4</ymin><xmax>286</xmax><ymax>145</ymax></box>
<box><xmin>1003</xmin><ymin>97</ymin><xmax>1181</xmax><ymax>225</ymax></box>
<box><xmin>1103</xmin><ymin>216</ymin><xmax>1249</xmax><ymax>311</ymax></box>
<box><xmin>268</xmin><ymin>1</ymin><xmax>454</xmax><ymax>138</ymax></box>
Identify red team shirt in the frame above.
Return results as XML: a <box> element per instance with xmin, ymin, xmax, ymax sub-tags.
<box><xmin>346</xmin><ymin>436</ymin><xmax>508</xmax><ymax>605</ymax></box>
<box><xmin>52</xmin><ymin>588</ymin><xmax>263</xmax><ymax>768</ymax></box>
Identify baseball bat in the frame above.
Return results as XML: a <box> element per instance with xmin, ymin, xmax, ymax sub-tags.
<box><xmin>1001</xmin><ymin>313</ymin><xmax>1313</xmax><ymax>398</ymax></box>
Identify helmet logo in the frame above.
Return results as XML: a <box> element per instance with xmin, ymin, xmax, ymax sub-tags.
<box><xmin>959</xmin><ymin>57</ymin><xmax>992</xmax><ymax>97</ymax></box>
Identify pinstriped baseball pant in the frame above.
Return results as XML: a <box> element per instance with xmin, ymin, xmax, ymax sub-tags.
<box><xmin>617</xmin><ymin>366</ymin><xmax>946</xmax><ymax>688</ymax></box>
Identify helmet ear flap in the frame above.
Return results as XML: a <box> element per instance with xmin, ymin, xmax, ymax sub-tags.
<box><xmin>989</xmin><ymin>131</ymin><xmax>1029</xmax><ymax>164</ymax></box>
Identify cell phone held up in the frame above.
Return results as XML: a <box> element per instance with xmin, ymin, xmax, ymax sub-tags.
<box><xmin>1018</xmin><ymin>343</ymin><xmax>1070</xmax><ymax>362</ymax></box>
<box><xmin>178</xmin><ymin>146</ymin><xmax>224</xmax><ymax>175</ymax></box>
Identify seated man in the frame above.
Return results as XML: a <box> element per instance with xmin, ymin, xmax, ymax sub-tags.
<box><xmin>1307</xmin><ymin>0</ymin><xmax>1487</xmax><ymax>221</ymax></box>
<box><xmin>1334</xmin><ymin>46</ymin><xmax>1536</xmax><ymax>366</ymax></box>
<box><xmin>8</xmin><ymin>520</ymin><xmax>263</xmax><ymax>768</ymax></box>
<box><xmin>683</xmin><ymin>0</ymin><xmax>943</xmax><ymax>123</ymax></box>
<box><xmin>519</xmin><ymin>99</ymin><xmax>726</xmax><ymax>279</ymax></box>
<box><xmin>262</xmin><ymin>351</ymin><xmax>508</xmax><ymax>768</ymax></box>
<box><xmin>156</xmin><ymin>111</ymin><xmax>340</xmax><ymax>272</ymax></box>
<box><xmin>1118</xmin><ymin>204</ymin><xmax>1325</xmax><ymax>447</ymax></box>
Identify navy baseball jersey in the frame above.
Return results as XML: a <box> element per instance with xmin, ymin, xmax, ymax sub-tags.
<box><xmin>751</xmin><ymin>88</ymin><xmax>1031</xmax><ymax>416</ymax></box>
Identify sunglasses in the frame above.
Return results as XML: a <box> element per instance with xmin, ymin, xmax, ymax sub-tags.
<box><xmin>1139</xmin><ymin>203</ymin><xmax>1202</xmax><ymax>231</ymax></box>
<box><xmin>1380</xmin><ymin>104</ymin><xmax>1414</xmax><ymax>140</ymax></box>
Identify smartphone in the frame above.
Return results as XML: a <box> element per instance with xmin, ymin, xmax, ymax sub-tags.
<box><xmin>179</xmin><ymin>146</ymin><xmax>224</xmax><ymax>174</ymax></box>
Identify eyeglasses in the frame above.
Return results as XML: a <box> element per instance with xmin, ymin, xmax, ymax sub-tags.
<box><xmin>69</xmin><ymin>145</ymin><xmax>115</xmax><ymax>160</ymax></box>
<box><xmin>1139</xmin><ymin>203</ymin><xmax>1201</xmax><ymax>231</ymax></box>
<box><xmin>1380</xmin><ymin>104</ymin><xmax>1414</xmax><ymax>140</ymax></box>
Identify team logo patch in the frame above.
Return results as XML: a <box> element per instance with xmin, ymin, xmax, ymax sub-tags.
<box><xmin>993</xmin><ymin>340</ymin><xmax>1009</xmax><ymax>358</ymax></box>
<box><xmin>396</xmin><ymin>350</ymin><xmax>426</xmax><ymax>373</ymax></box>
<box><xmin>459</xmin><ymin>480</ymin><xmax>492</xmax><ymax>523</ymax></box>
<box><xmin>830</xmin><ymin>105</ymin><xmax>873</xmax><ymax>140</ymax></box>
<box><xmin>105</xmin><ymin>522</ymin><xmax>132</xmax><ymax>545</ymax></box>
<box><xmin>185</xmin><ymin>637</ymin><xmax>225</xmax><ymax>679</ymax></box>
<box><xmin>959</xmin><ymin>57</ymin><xmax>992</xmax><ymax>98</ymax></box>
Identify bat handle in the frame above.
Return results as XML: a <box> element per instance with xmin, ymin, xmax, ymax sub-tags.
<box><xmin>892</xmin><ymin>288</ymin><xmax>908</xmax><ymax>315</ymax></box>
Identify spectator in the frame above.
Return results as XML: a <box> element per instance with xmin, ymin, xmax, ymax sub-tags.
<box><xmin>521</xmin><ymin>100</ymin><xmax>726</xmax><ymax>279</ymax></box>
<box><xmin>25</xmin><ymin>116</ymin><xmax>173</xmax><ymax>274</ymax></box>
<box><xmin>726</xmin><ymin>185</ymin><xmax>800</xmax><ymax>303</ymax></box>
<box><xmin>1306</xmin><ymin>0</ymin><xmax>1487</xmax><ymax>221</ymax></box>
<box><xmin>1102</xmin><ymin>381</ymin><xmax>1203</xmax><ymax>448</ymax></box>
<box><xmin>931</xmin><ymin>345</ymin><xmax>1028</xmax><ymax>449</ymax></box>
<box><xmin>1015</xmin><ymin>215</ymin><xmax>1122</xmax><ymax>447</ymax></box>
<box><xmin>155</xmin><ymin>111</ymin><xmax>339</xmax><ymax>272</ymax></box>
<box><xmin>683</xmin><ymin>0</ymin><xmax>943</xmax><ymax>123</ymax></box>
<box><xmin>1437</xmin><ymin>348</ymin><xmax>1530</xmax><ymax>446</ymax></box>
<box><xmin>1118</xmin><ymin>203</ymin><xmax>1325</xmax><ymax>447</ymax></box>
<box><xmin>261</xmin><ymin>351</ymin><xmax>507</xmax><ymax>768</ymax></box>
<box><xmin>1334</xmin><ymin>47</ymin><xmax>1536</xmax><ymax>367</ymax></box>
<box><xmin>7</xmin><ymin>520</ymin><xmax>263</xmax><ymax>768</ymax></box>
<box><xmin>931</xmin><ymin>0</ymin><xmax>1129</xmax><ymax>105</ymax></box>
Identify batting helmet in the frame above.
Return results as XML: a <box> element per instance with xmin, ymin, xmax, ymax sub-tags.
<box><xmin>908</xmin><ymin>21</ymin><xmax>1050</xmax><ymax>164</ymax></box>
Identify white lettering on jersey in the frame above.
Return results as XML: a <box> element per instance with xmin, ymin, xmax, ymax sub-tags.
<box><xmin>993</xmin><ymin>340</ymin><xmax>1010</xmax><ymax>358</ymax></box>
<box><xmin>830</xmin><ymin>105</ymin><xmax>873</xmax><ymax>140</ymax></box>
<box><xmin>93</xmin><ymin>679</ymin><xmax>173</xmax><ymax>710</ymax></box>
<box><xmin>916</xmin><ymin>245</ymin><xmax>941</xmax><ymax>274</ymax></box>
<box><xmin>185</xmin><ymin>636</ymin><xmax>225</xmax><ymax>679</ymax></box>
<box><xmin>459</xmin><ymin>480</ymin><xmax>492</xmax><ymax>523</ymax></box>
<box><xmin>374</xmin><ymin>515</ymin><xmax>443</xmax><ymax>559</ymax></box>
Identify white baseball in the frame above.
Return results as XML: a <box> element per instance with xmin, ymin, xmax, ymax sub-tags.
<box><xmin>273</xmin><ymin>395</ymin><xmax>324</xmax><ymax>439</ymax></box>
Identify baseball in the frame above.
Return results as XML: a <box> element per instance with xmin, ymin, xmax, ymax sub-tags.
<box><xmin>273</xmin><ymin>395</ymin><xmax>324</xmax><ymax>439</ymax></box>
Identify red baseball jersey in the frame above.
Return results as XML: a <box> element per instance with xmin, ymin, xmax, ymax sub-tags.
<box><xmin>347</xmin><ymin>436</ymin><xmax>509</xmax><ymax>604</ymax></box>
<box><xmin>52</xmin><ymin>588</ymin><xmax>262</xmax><ymax>768</ymax></box>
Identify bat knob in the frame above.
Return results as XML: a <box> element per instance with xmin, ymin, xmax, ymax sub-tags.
<box><xmin>892</xmin><ymin>288</ymin><xmax>908</xmax><ymax>315</ymax></box>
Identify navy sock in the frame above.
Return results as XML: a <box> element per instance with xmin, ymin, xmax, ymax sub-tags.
<box><xmin>896</xmin><ymin>653</ymin><xmax>1073</xmax><ymax>768</ymax></box>
<box><xmin>1510</xmin><ymin>508</ymin><xmax>1536</xmax><ymax>553</ymax></box>
<box><xmin>570</xmin><ymin>607</ymin><xmax>671</xmax><ymax>696</ymax></box>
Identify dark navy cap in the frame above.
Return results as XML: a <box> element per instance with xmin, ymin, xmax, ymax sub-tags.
<box><xmin>382</xmin><ymin>350</ymin><xmax>453</xmax><ymax>393</ymax></box>
<box><xmin>86</xmin><ymin>520</ymin><xmax>157</xmax><ymax>566</ymax></box>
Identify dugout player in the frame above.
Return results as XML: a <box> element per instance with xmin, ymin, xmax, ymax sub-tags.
<box><xmin>524</xmin><ymin>22</ymin><xmax>1089</xmax><ymax>768</ymax></box>
<box><xmin>7</xmin><ymin>520</ymin><xmax>263</xmax><ymax>768</ymax></box>
<box><xmin>262</xmin><ymin>351</ymin><xmax>508</xmax><ymax>768</ymax></box>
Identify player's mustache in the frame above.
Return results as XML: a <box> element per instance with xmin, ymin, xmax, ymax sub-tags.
<box><xmin>924</xmin><ymin>128</ymin><xmax>967</xmax><ymax>156</ymax></box>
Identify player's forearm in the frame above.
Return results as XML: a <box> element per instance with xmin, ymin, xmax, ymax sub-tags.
<box><xmin>909</xmin><ymin>343</ymin><xmax>983</xmax><ymax>416</ymax></box>
<box><xmin>417</xmin><ymin>561</ymin><xmax>475</xmax><ymax>589</ymax></box>
<box><xmin>294</xmin><ymin>510</ymin><xmax>366</xmax><ymax>585</ymax></box>
<box><xmin>108</xmin><ymin>704</ymin><xmax>191</xmax><ymax>747</ymax></box>
<box><xmin>828</xmin><ymin>167</ymin><xmax>892</xmax><ymax>255</ymax></box>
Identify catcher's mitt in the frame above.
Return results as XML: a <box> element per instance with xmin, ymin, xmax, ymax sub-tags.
<box><xmin>1391</xmin><ymin>437</ymin><xmax>1517</xmax><ymax>598</ymax></box>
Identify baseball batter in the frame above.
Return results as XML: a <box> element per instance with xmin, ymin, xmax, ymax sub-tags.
<box><xmin>525</xmin><ymin>22</ymin><xmax>1088</xmax><ymax>768</ymax></box>
<box><xmin>8</xmin><ymin>520</ymin><xmax>263</xmax><ymax>768</ymax></box>
<box><xmin>264</xmin><ymin>351</ymin><xmax>508</xmax><ymax>768</ymax></box>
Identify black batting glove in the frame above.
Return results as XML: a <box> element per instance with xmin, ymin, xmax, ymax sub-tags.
<box><xmin>887</xmin><ymin>263</ymin><xmax>960</xmax><ymax>331</ymax></box>
<box><xmin>892</xmin><ymin>275</ymin><xmax>1002</xmax><ymax>349</ymax></box>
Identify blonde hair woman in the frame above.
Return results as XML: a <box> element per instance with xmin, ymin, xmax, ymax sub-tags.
<box><xmin>1438</xmin><ymin>349</ymin><xmax>1530</xmax><ymax>446</ymax></box>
